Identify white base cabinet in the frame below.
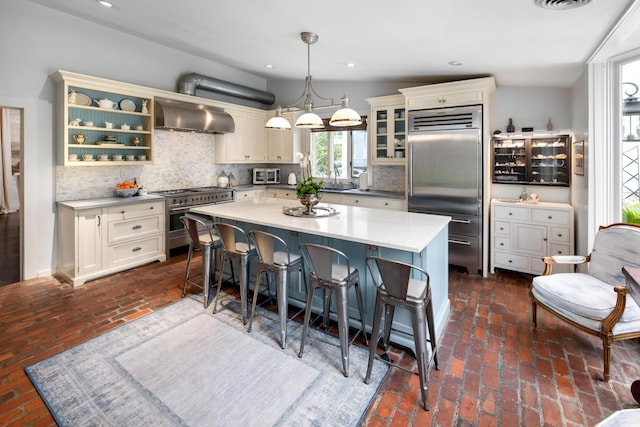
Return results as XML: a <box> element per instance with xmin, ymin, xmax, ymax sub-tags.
<box><xmin>490</xmin><ymin>199</ymin><xmax>574</xmax><ymax>275</ymax></box>
<box><xmin>265</xmin><ymin>191</ymin><xmax>404</xmax><ymax>210</ymax></box>
<box><xmin>57</xmin><ymin>199</ymin><xmax>166</xmax><ymax>286</ymax></box>
<box><xmin>235</xmin><ymin>188</ymin><xmax>266</xmax><ymax>201</ymax></box>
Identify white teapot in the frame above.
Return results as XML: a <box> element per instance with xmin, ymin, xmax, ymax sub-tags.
<box><xmin>94</xmin><ymin>98</ymin><xmax>117</xmax><ymax>109</ymax></box>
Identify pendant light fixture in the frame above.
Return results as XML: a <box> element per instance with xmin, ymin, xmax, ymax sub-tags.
<box><xmin>265</xmin><ymin>32</ymin><xmax>362</xmax><ymax>130</ymax></box>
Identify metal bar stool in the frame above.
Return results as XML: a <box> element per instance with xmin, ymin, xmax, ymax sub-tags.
<box><xmin>212</xmin><ymin>222</ymin><xmax>257</xmax><ymax>325</ymax></box>
<box><xmin>247</xmin><ymin>230</ymin><xmax>305</xmax><ymax>348</ymax></box>
<box><xmin>180</xmin><ymin>214</ymin><xmax>223</xmax><ymax>308</ymax></box>
<box><xmin>298</xmin><ymin>243</ymin><xmax>368</xmax><ymax>377</ymax></box>
<box><xmin>365</xmin><ymin>256</ymin><xmax>439</xmax><ymax>411</ymax></box>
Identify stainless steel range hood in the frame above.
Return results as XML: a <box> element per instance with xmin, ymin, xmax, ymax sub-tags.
<box><xmin>154</xmin><ymin>97</ymin><xmax>235</xmax><ymax>134</ymax></box>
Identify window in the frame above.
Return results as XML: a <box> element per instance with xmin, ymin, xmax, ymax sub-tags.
<box><xmin>621</xmin><ymin>58</ymin><xmax>640</xmax><ymax>223</ymax></box>
<box><xmin>310</xmin><ymin>118</ymin><xmax>367</xmax><ymax>180</ymax></box>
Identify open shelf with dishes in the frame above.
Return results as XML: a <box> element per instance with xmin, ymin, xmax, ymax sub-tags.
<box><xmin>53</xmin><ymin>70</ymin><xmax>154</xmax><ymax>166</ymax></box>
<box><xmin>492</xmin><ymin>133</ymin><xmax>571</xmax><ymax>186</ymax></box>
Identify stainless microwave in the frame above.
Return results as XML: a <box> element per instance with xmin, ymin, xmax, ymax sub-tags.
<box><xmin>253</xmin><ymin>168</ymin><xmax>280</xmax><ymax>184</ymax></box>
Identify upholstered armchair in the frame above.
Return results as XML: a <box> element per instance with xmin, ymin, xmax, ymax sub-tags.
<box><xmin>530</xmin><ymin>223</ymin><xmax>640</xmax><ymax>382</ymax></box>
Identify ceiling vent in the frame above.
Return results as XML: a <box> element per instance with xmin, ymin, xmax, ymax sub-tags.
<box><xmin>535</xmin><ymin>0</ymin><xmax>592</xmax><ymax>10</ymax></box>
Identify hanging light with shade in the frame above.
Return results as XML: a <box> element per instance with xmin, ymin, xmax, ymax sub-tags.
<box><xmin>265</xmin><ymin>32</ymin><xmax>362</xmax><ymax>130</ymax></box>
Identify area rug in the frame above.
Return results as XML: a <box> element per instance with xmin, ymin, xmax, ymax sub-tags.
<box><xmin>25</xmin><ymin>295</ymin><xmax>388</xmax><ymax>426</ymax></box>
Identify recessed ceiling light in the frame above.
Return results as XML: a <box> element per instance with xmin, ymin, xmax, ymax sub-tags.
<box><xmin>347</xmin><ymin>63</ymin><xmax>356</xmax><ymax>68</ymax></box>
<box><xmin>97</xmin><ymin>0</ymin><xmax>114</xmax><ymax>8</ymax></box>
<box><xmin>265</xmin><ymin>64</ymin><xmax>273</xmax><ymax>69</ymax></box>
<box><xmin>448</xmin><ymin>61</ymin><xmax>464</xmax><ymax>67</ymax></box>
<box><xmin>534</xmin><ymin>0</ymin><xmax>592</xmax><ymax>10</ymax></box>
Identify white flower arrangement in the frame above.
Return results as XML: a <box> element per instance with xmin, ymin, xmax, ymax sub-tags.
<box><xmin>294</xmin><ymin>152</ymin><xmax>323</xmax><ymax>198</ymax></box>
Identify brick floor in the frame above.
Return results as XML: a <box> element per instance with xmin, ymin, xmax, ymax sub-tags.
<box><xmin>1</xmin><ymin>257</ymin><xmax>639</xmax><ymax>426</ymax></box>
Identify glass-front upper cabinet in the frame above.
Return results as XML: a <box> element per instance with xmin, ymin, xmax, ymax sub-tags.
<box><xmin>493</xmin><ymin>133</ymin><xmax>571</xmax><ymax>186</ymax></box>
<box><xmin>367</xmin><ymin>94</ymin><xmax>406</xmax><ymax>165</ymax></box>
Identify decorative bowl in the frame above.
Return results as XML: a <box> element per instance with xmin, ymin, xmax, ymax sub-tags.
<box><xmin>115</xmin><ymin>188</ymin><xmax>139</xmax><ymax>197</ymax></box>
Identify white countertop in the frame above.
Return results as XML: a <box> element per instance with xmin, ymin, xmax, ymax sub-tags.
<box><xmin>57</xmin><ymin>195</ymin><xmax>165</xmax><ymax>210</ymax></box>
<box><xmin>191</xmin><ymin>197</ymin><xmax>450</xmax><ymax>253</ymax></box>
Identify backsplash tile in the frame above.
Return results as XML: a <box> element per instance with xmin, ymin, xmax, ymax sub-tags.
<box><xmin>56</xmin><ymin>130</ymin><xmax>406</xmax><ymax>201</ymax></box>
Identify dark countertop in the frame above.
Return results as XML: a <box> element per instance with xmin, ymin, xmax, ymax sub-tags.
<box><xmin>234</xmin><ymin>184</ymin><xmax>405</xmax><ymax>199</ymax></box>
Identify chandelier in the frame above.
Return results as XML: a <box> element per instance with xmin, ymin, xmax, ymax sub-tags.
<box><xmin>265</xmin><ymin>32</ymin><xmax>362</xmax><ymax>130</ymax></box>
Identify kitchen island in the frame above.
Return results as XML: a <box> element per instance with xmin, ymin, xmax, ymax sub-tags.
<box><xmin>191</xmin><ymin>197</ymin><xmax>450</xmax><ymax>350</ymax></box>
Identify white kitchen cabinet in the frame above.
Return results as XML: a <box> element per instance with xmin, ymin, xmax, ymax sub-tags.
<box><xmin>53</xmin><ymin>70</ymin><xmax>154</xmax><ymax>166</ymax></box>
<box><xmin>216</xmin><ymin>107</ymin><xmax>267</xmax><ymax>163</ymax></box>
<box><xmin>366</xmin><ymin>94</ymin><xmax>406</xmax><ymax>165</ymax></box>
<box><xmin>76</xmin><ymin>208</ymin><xmax>103</xmax><ymax>275</ymax></box>
<box><xmin>341</xmin><ymin>194</ymin><xmax>404</xmax><ymax>210</ymax></box>
<box><xmin>490</xmin><ymin>199</ymin><xmax>574</xmax><ymax>275</ymax></box>
<box><xmin>265</xmin><ymin>188</ymin><xmax>297</xmax><ymax>200</ymax></box>
<box><xmin>265</xmin><ymin>189</ymin><xmax>404</xmax><ymax>211</ymax></box>
<box><xmin>57</xmin><ymin>199</ymin><xmax>166</xmax><ymax>286</ymax></box>
<box><xmin>266</xmin><ymin>111</ymin><xmax>303</xmax><ymax>163</ymax></box>
<box><xmin>235</xmin><ymin>188</ymin><xmax>266</xmax><ymax>200</ymax></box>
<box><xmin>399</xmin><ymin>78</ymin><xmax>494</xmax><ymax>110</ymax></box>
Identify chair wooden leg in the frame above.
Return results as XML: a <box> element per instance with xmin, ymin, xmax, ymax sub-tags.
<box><xmin>531</xmin><ymin>300</ymin><xmax>538</xmax><ymax>328</ymax></box>
<box><xmin>603</xmin><ymin>336</ymin><xmax>612</xmax><ymax>382</ymax></box>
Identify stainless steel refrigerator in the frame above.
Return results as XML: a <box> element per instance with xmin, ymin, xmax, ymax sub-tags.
<box><xmin>407</xmin><ymin>105</ymin><xmax>483</xmax><ymax>274</ymax></box>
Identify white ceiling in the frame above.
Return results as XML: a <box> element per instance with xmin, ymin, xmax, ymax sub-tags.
<box><xmin>27</xmin><ymin>0</ymin><xmax>634</xmax><ymax>87</ymax></box>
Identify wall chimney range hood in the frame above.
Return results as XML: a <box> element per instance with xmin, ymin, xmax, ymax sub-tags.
<box><xmin>154</xmin><ymin>97</ymin><xmax>235</xmax><ymax>134</ymax></box>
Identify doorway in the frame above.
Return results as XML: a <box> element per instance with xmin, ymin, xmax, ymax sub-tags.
<box><xmin>0</xmin><ymin>107</ymin><xmax>22</xmax><ymax>286</ymax></box>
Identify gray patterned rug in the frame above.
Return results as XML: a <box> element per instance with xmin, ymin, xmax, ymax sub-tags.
<box><xmin>25</xmin><ymin>295</ymin><xmax>388</xmax><ymax>426</ymax></box>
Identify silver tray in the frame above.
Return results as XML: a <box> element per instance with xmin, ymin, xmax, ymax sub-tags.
<box><xmin>283</xmin><ymin>205</ymin><xmax>338</xmax><ymax>218</ymax></box>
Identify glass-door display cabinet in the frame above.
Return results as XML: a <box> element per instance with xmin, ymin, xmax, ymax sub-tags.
<box><xmin>492</xmin><ymin>133</ymin><xmax>571</xmax><ymax>186</ymax></box>
<box><xmin>367</xmin><ymin>94</ymin><xmax>406</xmax><ymax>165</ymax></box>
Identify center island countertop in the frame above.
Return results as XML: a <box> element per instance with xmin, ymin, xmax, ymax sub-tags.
<box><xmin>191</xmin><ymin>197</ymin><xmax>450</xmax><ymax>253</ymax></box>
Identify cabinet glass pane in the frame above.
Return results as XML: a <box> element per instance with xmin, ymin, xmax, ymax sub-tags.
<box><xmin>492</xmin><ymin>134</ymin><xmax>570</xmax><ymax>186</ymax></box>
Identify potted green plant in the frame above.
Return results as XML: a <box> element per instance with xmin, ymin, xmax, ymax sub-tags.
<box><xmin>295</xmin><ymin>152</ymin><xmax>323</xmax><ymax>213</ymax></box>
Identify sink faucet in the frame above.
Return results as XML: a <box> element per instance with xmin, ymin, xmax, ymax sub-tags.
<box><xmin>333</xmin><ymin>165</ymin><xmax>340</xmax><ymax>187</ymax></box>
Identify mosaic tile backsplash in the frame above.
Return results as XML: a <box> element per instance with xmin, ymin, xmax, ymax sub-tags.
<box><xmin>56</xmin><ymin>130</ymin><xmax>405</xmax><ymax>201</ymax></box>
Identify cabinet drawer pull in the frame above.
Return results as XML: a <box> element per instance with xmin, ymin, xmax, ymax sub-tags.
<box><xmin>132</xmin><ymin>225</ymin><xmax>142</xmax><ymax>230</ymax></box>
<box><xmin>557</xmin><ymin>233</ymin><xmax>563</xmax><ymax>238</ymax></box>
<box><xmin>499</xmin><ymin>227</ymin><xmax>504</xmax><ymax>231</ymax></box>
<box><xmin>508</xmin><ymin>212</ymin><xmax>513</xmax><ymax>216</ymax></box>
<box><xmin>499</xmin><ymin>243</ymin><xmax>504</xmax><ymax>246</ymax></box>
<box><xmin>132</xmin><ymin>247</ymin><xmax>142</xmax><ymax>252</ymax></box>
<box><xmin>451</xmin><ymin>219</ymin><xmax>471</xmax><ymax>224</ymax></box>
<box><xmin>548</xmin><ymin>215</ymin><xmax>552</xmax><ymax>219</ymax></box>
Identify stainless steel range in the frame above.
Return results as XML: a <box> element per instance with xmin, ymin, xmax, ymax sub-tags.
<box><xmin>153</xmin><ymin>187</ymin><xmax>235</xmax><ymax>257</ymax></box>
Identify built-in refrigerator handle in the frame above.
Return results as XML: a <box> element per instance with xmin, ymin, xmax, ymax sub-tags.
<box><xmin>408</xmin><ymin>143</ymin><xmax>413</xmax><ymax>197</ymax></box>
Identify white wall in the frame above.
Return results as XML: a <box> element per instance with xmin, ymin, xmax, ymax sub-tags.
<box><xmin>570</xmin><ymin>69</ymin><xmax>589</xmax><ymax>255</ymax></box>
<box><xmin>489</xmin><ymin>87</ymin><xmax>573</xmax><ymax>204</ymax></box>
